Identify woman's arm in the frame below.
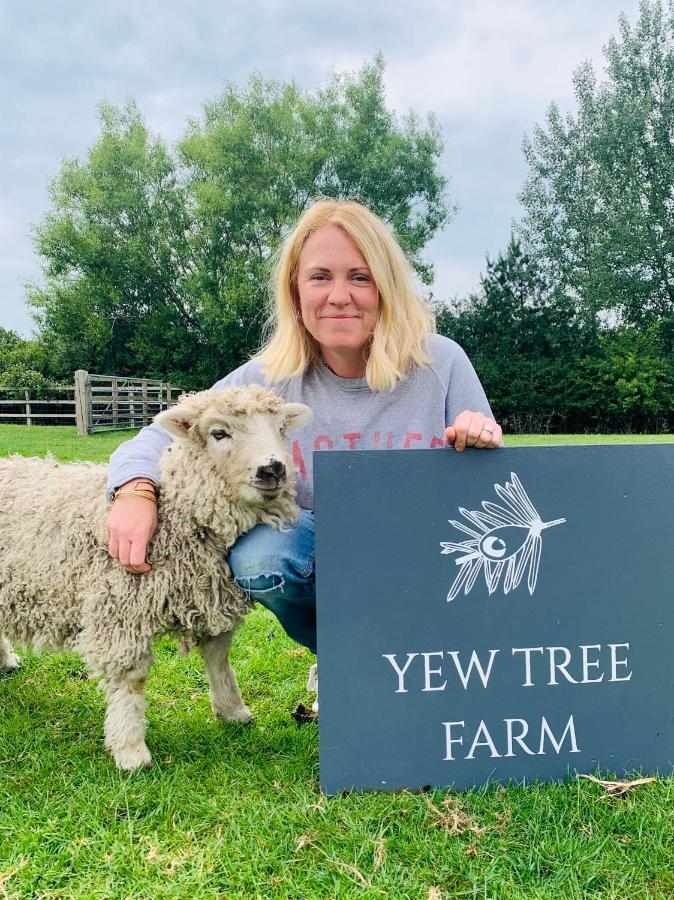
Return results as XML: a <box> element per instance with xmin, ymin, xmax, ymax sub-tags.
<box><xmin>443</xmin><ymin>343</ymin><xmax>503</xmax><ymax>450</ymax></box>
<box><xmin>105</xmin><ymin>422</ymin><xmax>173</xmax><ymax>573</ymax></box>
<box><xmin>106</xmin><ymin>478</ymin><xmax>158</xmax><ymax>574</ymax></box>
<box><xmin>106</xmin><ymin>421</ymin><xmax>173</xmax><ymax>501</ymax></box>
<box><xmin>105</xmin><ymin>359</ymin><xmax>269</xmax><ymax>572</ymax></box>
<box><xmin>106</xmin><ymin>358</ymin><xmax>271</xmax><ymax>572</ymax></box>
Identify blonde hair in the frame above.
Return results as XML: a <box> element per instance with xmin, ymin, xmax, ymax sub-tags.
<box><xmin>254</xmin><ymin>198</ymin><xmax>436</xmax><ymax>392</ymax></box>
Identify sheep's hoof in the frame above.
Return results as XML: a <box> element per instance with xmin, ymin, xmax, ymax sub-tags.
<box><xmin>214</xmin><ymin>703</ymin><xmax>253</xmax><ymax>724</ymax></box>
<box><xmin>113</xmin><ymin>743</ymin><xmax>152</xmax><ymax>771</ymax></box>
<box><xmin>0</xmin><ymin>651</ymin><xmax>21</xmax><ymax>672</ymax></box>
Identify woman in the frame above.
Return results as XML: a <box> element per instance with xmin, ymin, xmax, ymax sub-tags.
<box><xmin>106</xmin><ymin>198</ymin><xmax>503</xmax><ymax>710</ymax></box>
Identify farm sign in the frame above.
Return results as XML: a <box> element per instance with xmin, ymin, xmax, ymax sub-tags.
<box><xmin>313</xmin><ymin>445</ymin><xmax>674</xmax><ymax>793</ymax></box>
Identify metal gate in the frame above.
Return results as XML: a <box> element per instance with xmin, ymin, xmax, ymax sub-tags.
<box><xmin>74</xmin><ymin>371</ymin><xmax>181</xmax><ymax>435</ymax></box>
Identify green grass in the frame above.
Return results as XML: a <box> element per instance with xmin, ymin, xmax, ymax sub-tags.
<box><xmin>0</xmin><ymin>425</ymin><xmax>137</xmax><ymax>463</ymax></box>
<box><xmin>1</xmin><ymin>426</ymin><xmax>673</xmax><ymax>898</ymax></box>
<box><xmin>507</xmin><ymin>432</ymin><xmax>674</xmax><ymax>446</ymax></box>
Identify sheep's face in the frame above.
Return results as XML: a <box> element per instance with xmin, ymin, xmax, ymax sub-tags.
<box><xmin>155</xmin><ymin>386</ymin><xmax>312</xmax><ymax>506</ymax></box>
<box><xmin>201</xmin><ymin>408</ymin><xmax>299</xmax><ymax>505</ymax></box>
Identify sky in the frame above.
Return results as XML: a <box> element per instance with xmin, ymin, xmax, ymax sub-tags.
<box><xmin>0</xmin><ymin>0</ymin><xmax>642</xmax><ymax>338</ymax></box>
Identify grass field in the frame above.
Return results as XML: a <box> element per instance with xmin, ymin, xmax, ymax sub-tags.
<box><xmin>1</xmin><ymin>426</ymin><xmax>673</xmax><ymax>898</ymax></box>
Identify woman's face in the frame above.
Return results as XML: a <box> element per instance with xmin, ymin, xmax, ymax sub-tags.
<box><xmin>295</xmin><ymin>224</ymin><xmax>380</xmax><ymax>355</ymax></box>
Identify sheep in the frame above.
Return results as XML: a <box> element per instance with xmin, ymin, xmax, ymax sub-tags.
<box><xmin>0</xmin><ymin>384</ymin><xmax>312</xmax><ymax>770</ymax></box>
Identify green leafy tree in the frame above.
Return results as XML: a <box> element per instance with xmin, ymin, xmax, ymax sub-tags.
<box><xmin>28</xmin><ymin>100</ymin><xmax>197</xmax><ymax>384</ymax></box>
<box><xmin>437</xmin><ymin>239</ymin><xmax>587</xmax><ymax>431</ymax></box>
<box><xmin>438</xmin><ymin>238</ymin><xmax>674</xmax><ymax>432</ymax></box>
<box><xmin>0</xmin><ymin>328</ymin><xmax>51</xmax><ymax>379</ymax></box>
<box><xmin>29</xmin><ymin>55</ymin><xmax>452</xmax><ymax>388</ymax></box>
<box><xmin>0</xmin><ymin>328</ymin><xmax>23</xmax><ymax>370</ymax></box>
<box><xmin>571</xmin><ymin>327</ymin><xmax>674</xmax><ymax>431</ymax></box>
<box><xmin>177</xmin><ymin>53</ymin><xmax>450</xmax><ymax>375</ymax></box>
<box><xmin>0</xmin><ymin>366</ymin><xmax>56</xmax><ymax>398</ymax></box>
<box><xmin>518</xmin><ymin>0</ymin><xmax>674</xmax><ymax>328</ymax></box>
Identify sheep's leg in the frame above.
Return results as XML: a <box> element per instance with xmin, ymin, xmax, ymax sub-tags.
<box><xmin>101</xmin><ymin>659</ymin><xmax>153</xmax><ymax>771</ymax></box>
<box><xmin>200</xmin><ymin>631</ymin><xmax>252</xmax><ymax>723</ymax></box>
<box><xmin>0</xmin><ymin>635</ymin><xmax>20</xmax><ymax>671</ymax></box>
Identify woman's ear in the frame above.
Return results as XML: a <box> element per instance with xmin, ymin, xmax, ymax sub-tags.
<box><xmin>283</xmin><ymin>402</ymin><xmax>313</xmax><ymax>433</ymax></box>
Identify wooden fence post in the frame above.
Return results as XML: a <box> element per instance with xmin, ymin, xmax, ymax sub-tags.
<box><xmin>74</xmin><ymin>370</ymin><xmax>89</xmax><ymax>436</ymax></box>
<box><xmin>112</xmin><ymin>378</ymin><xmax>118</xmax><ymax>428</ymax></box>
<box><xmin>166</xmin><ymin>382</ymin><xmax>172</xmax><ymax>407</ymax></box>
<box><xmin>141</xmin><ymin>379</ymin><xmax>148</xmax><ymax>426</ymax></box>
<box><xmin>24</xmin><ymin>390</ymin><xmax>32</xmax><ymax>426</ymax></box>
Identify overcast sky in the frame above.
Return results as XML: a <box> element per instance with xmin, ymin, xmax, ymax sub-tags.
<box><xmin>1</xmin><ymin>0</ymin><xmax>642</xmax><ymax>338</ymax></box>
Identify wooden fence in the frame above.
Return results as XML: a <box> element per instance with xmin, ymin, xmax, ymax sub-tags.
<box><xmin>0</xmin><ymin>372</ymin><xmax>182</xmax><ymax>435</ymax></box>
<box><xmin>0</xmin><ymin>386</ymin><xmax>76</xmax><ymax>426</ymax></box>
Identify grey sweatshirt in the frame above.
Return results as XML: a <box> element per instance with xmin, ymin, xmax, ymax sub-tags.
<box><xmin>107</xmin><ymin>333</ymin><xmax>497</xmax><ymax>510</ymax></box>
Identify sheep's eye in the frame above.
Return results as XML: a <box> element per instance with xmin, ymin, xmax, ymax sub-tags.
<box><xmin>211</xmin><ymin>429</ymin><xmax>231</xmax><ymax>441</ymax></box>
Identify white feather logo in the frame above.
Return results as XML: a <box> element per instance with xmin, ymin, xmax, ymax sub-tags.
<box><xmin>440</xmin><ymin>472</ymin><xmax>566</xmax><ymax>601</ymax></box>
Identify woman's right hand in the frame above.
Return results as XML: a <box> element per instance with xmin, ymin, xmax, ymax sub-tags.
<box><xmin>106</xmin><ymin>479</ymin><xmax>158</xmax><ymax>574</ymax></box>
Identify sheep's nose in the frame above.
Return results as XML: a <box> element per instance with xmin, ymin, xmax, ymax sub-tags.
<box><xmin>256</xmin><ymin>461</ymin><xmax>286</xmax><ymax>481</ymax></box>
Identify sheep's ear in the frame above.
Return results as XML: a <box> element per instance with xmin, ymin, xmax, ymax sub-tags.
<box><xmin>283</xmin><ymin>402</ymin><xmax>313</xmax><ymax>433</ymax></box>
<box><xmin>154</xmin><ymin>396</ymin><xmax>203</xmax><ymax>440</ymax></box>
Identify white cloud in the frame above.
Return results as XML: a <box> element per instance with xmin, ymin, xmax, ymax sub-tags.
<box><xmin>383</xmin><ymin>0</ymin><xmax>631</xmax><ymax>121</ymax></box>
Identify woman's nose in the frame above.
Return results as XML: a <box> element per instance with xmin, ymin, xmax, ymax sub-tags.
<box><xmin>327</xmin><ymin>280</ymin><xmax>351</xmax><ymax>304</ymax></box>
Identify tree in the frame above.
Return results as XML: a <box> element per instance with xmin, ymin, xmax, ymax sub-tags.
<box><xmin>518</xmin><ymin>0</ymin><xmax>674</xmax><ymax>329</ymax></box>
<box><xmin>0</xmin><ymin>366</ymin><xmax>56</xmax><ymax>397</ymax></box>
<box><xmin>436</xmin><ymin>239</ymin><xmax>593</xmax><ymax>432</ymax></box>
<box><xmin>28</xmin><ymin>100</ymin><xmax>198</xmax><ymax>383</ymax></box>
<box><xmin>29</xmin><ymin>55</ymin><xmax>452</xmax><ymax>387</ymax></box>
<box><xmin>438</xmin><ymin>237</ymin><xmax>674</xmax><ymax>432</ymax></box>
<box><xmin>177</xmin><ymin>53</ymin><xmax>450</xmax><ymax>375</ymax></box>
<box><xmin>0</xmin><ymin>327</ymin><xmax>51</xmax><ymax>378</ymax></box>
<box><xmin>0</xmin><ymin>327</ymin><xmax>23</xmax><ymax>365</ymax></box>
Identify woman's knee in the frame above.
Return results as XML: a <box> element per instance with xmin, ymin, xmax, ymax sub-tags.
<box><xmin>228</xmin><ymin>509</ymin><xmax>315</xmax><ymax>587</ymax></box>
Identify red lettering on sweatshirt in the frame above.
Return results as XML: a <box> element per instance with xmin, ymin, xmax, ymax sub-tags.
<box><xmin>430</xmin><ymin>435</ymin><xmax>446</xmax><ymax>447</ymax></box>
<box><xmin>314</xmin><ymin>435</ymin><xmax>334</xmax><ymax>450</ymax></box>
<box><xmin>343</xmin><ymin>432</ymin><xmax>362</xmax><ymax>450</ymax></box>
<box><xmin>374</xmin><ymin>430</ymin><xmax>393</xmax><ymax>449</ymax></box>
<box><xmin>404</xmin><ymin>432</ymin><xmax>423</xmax><ymax>448</ymax></box>
<box><xmin>292</xmin><ymin>440</ymin><xmax>308</xmax><ymax>480</ymax></box>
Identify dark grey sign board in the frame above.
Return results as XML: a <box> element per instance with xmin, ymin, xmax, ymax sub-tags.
<box><xmin>314</xmin><ymin>445</ymin><xmax>674</xmax><ymax>794</ymax></box>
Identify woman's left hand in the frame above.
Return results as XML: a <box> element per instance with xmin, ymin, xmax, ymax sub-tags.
<box><xmin>445</xmin><ymin>410</ymin><xmax>502</xmax><ymax>451</ymax></box>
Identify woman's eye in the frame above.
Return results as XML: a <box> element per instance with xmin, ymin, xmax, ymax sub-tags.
<box><xmin>211</xmin><ymin>429</ymin><xmax>231</xmax><ymax>441</ymax></box>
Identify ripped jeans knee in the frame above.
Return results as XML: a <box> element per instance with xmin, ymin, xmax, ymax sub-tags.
<box><xmin>235</xmin><ymin>572</ymin><xmax>285</xmax><ymax>595</ymax></box>
<box><xmin>228</xmin><ymin>508</ymin><xmax>314</xmax><ymax>591</ymax></box>
<box><xmin>228</xmin><ymin>510</ymin><xmax>317</xmax><ymax>653</ymax></box>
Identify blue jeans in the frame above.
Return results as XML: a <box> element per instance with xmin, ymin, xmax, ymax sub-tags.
<box><xmin>228</xmin><ymin>509</ymin><xmax>317</xmax><ymax>654</ymax></box>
